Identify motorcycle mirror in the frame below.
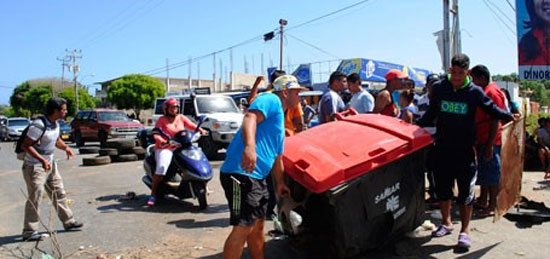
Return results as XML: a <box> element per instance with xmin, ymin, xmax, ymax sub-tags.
<box><xmin>198</xmin><ymin>115</ymin><xmax>207</xmax><ymax>123</ymax></box>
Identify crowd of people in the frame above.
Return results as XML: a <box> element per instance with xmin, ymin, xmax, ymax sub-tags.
<box><xmin>218</xmin><ymin>53</ymin><xmax>521</xmax><ymax>258</ymax></box>
<box><xmin>17</xmin><ymin>54</ymin><xmax>521</xmax><ymax>256</ymax></box>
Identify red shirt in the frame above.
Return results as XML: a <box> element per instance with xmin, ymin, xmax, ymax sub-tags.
<box><xmin>153</xmin><ymin>114</ymin><xmax>197</xmax><ymax>150</ymax></box>
<box><xmin>475</xmin><ymin>82</ymin><xmax>506</xmax><ymax>146</ymax></box>
<box><xmin>519</xmin><ymin>29</ymin><xmax>550</xmax><ymax>66</ymax></box>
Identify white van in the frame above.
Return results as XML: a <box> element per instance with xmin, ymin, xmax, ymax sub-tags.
<box><xmin>153</xmin><ymin>93</ymin><xmax>243</xmax><ymax>158</ymax></box>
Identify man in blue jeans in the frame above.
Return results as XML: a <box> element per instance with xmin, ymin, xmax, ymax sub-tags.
<box><xmin>418</xmin><ymin>54</ymin><xmax>518</xmax><ymax>249</ymax></box>
<box><xmin>220</xmin><ymin>75</ymin><xmax>306</xmax><ymax>259</ymax></box>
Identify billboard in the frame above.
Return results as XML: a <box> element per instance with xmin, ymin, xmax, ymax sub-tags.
<box><xmin>336</xmin><ymin>58</ymin><xmax>431</xmax><ymax>87</ymax></box>
<box><xmin>517</xmin><ymin>0</ymin><xmax>550</xmax><ymax>80</ymax></box>
<box><xmin>292</xmin><ymin>64</ymin><xmax>312</xmax><ymax>87</ymax></box>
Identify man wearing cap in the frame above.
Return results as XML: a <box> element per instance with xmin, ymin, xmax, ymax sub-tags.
<box><xmin>417</xmin><ymin>54</ymin><xmax>518</xmax><ymax>249</ymax></box>
<box><xmin>220</xmin><ymin>75</ymin><xmax>306</xmax><ymax>259</ymax></box>
<box><xmin>373</xmin><ymin>69</ymin><xmax>407</xmax><ymax>117</ymax></box>
<box><xmin>318</xmin><ymin>71</ymin><xmax>347</xmax><ymax>124</ymax></box>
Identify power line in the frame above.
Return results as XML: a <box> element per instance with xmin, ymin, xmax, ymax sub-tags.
<box><xmin>487</xmin><ymin>0</ymin><xmax>515</xmax><ymax>26</ymax></box>
<box><xmin>67</xmin><ymin>0</ymin><xmax>144</xmax><ymax>49</ymax></box>
<box><xmin>482</xmin><ymin>0</ymin><xmax>516</xmax><ymax>36</ymax></box>
<box><xmin>140</xmin><ymin>0</ymin><xmax>372</xmax><ymax>76</ymax></box>
<box><xmin>286</xmin><ymin>0</ymin><xmax>372</xmax><ymax>31</ymax></box>
<box><xmin>286</xmin><ymin>33</ymin><xmax>340</xmax><ymax>59</ymax></box>
<box><xmin>141</xmin><ymin>34</ymin><xmax>265</xmax><ymax>75</ymax></box>
<box><xmin>504</xmin><ymin>0</ymin><xmax>516</xmax><ymax>12</ymax></box>
<box><xmin>82</xmin><ymin>0</ymin><xmax>166</xmax><ymax>49</ymax></box>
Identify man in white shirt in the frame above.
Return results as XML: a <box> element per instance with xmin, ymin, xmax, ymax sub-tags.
<box><xmin>347</xmin><ymin>73</ymin><xmax>374</xmax><ymax>113</ymax></box>
<box><xmin>21</xmin><ymin>97</ymin><xmax>83</xmax><ymax>241</ymax></box>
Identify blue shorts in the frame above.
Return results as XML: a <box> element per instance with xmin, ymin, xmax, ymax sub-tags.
<box><xmin>475</xmin><ymin>145</ymin><xmax>501</xmax><ymax>186</ymax></box>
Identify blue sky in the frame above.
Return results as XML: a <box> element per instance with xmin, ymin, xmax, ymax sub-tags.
<box><xmin>0</xmin><ymin>0</ymin><xmax>519</xmax><ymax>105</ymax></box>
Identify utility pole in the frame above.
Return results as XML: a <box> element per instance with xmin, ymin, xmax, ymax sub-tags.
<box><xmin>56</xmin><ymin>56</ymin><xmax>70</xmax><ymax>89</ymax></box>
<box><xmin>244</xmin><ymin>55</ymin><xmax>249</xmax><ymax>74</ymax></box>
<box><xmin>451</xmin><ymin>0</ymin><xmax>462</xmax><ymax>56</ymax></box>
<box><xmin>213</xmin><ymin>53</ymin><xmax>217</xmax><ymax>93</ymax></box>
<box><xmin>279</xmin><ymin>19</ymin><xmax>288</xmax><ymax>70</ymax></box>
<box><xmin>166</xmin><ymin>58</ymin><xmax>171</xmax><ymax>93</ymax></box>
<box><xmin>230</xmin><ymin>48</ymin><xmax>234</xmax><ymax>90</ymax></box>
<box><xmin>197</xmin><ymin>62</ymin><xmax>201</xmax><ymax>87</ymax></box>
<box><xmin>261</xmin><ymin>53</ymin><xmax>265</xmax><ymax>76</ymax></box>
<box><xmin>66</xmin><ymin>49</ymin><xmax>82</xmax><ymax>113</ymax></box>
<box><xmin>219</xmin><ymin>58</ymin><xmax>223</xmax><ymax>92</ymax></box>
<box><xmin>188</xmin><ymin>56</ymin><xmax>192</xmax><ymax>89</ymax></box>
<box><xmin>443</xmin><ymin>0</ymin><xmax>451</xmax><ymax>71</ymax></box>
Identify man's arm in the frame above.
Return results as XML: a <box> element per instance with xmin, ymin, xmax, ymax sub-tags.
<box><xmin>483</xmin><ymin>119</ymin><xmax>499</xmax><ymax>160</ymax></box>
<box><xmin>56</xmin><ymin>137</ymin><xmax>74</xmax><ymax>160</ymax></box>
<box><xmin>248</xmin><ymin>76</ymin><xmax>264</xmax><ymax>104</ymax></box>
<box><xmin>271</xmin><ymin>154</ymin><xmax>290</xmax><ymax>198</ymax></box>
<box><xmin>479</xmin><ymin>90</ymin><xmax>514</xmax><ymax>122</ymax></box>
<box><xmin>240</xmin><ymin>110</ymin><xmax>265</xmax><ymax>173</ymax></box>
<box><xmin>22</xmin><ymin>136</ymin><xmax>50</xmax><ymax>171</ymax></box>
<box><xmin>372</xmin><ymin>91</ymin><xmax>390</xmax><ymax>113</ymax></box>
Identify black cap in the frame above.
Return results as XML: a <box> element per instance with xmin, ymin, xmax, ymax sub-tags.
<box><xmin>426</xmin><ymin>74</ymin><xmax>440</xmax><ymax>86</ymax></box>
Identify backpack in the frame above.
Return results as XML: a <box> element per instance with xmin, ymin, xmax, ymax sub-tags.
<box><xmin>15</xmin><ymin>116</ymin><xmax>48</xmax><ymax>160</ymax></box>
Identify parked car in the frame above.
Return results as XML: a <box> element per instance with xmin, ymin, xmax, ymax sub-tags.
<box><xmin>0</xmin><ymin>117</ymin><xmax>30</xmax><ymax>141</ymax></box>
<box><xmin>71</xmin><ymin>109</ymin><xmax>144</xmax><ymax>147</ymax></box>
<box><xmin>58</xmin><ymin>119</ymin><xmax>72</xmax><ymax>142</ymax></box>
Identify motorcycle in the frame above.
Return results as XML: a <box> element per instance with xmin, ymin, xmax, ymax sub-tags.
<box><xmin>142</xmin><ymin>116</ymin><xmax>212</xmax><ymax>210</ymax></box>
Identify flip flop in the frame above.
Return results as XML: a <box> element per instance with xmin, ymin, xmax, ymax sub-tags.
<box><xmin>457</xmin><ymin>233</ymin><xmax>471</xmax><ymax>248</ymax></box>
<box><xmin>431</xmin><ymin>225</ymin><xmax>453</xmax><ymax>237</ymax></box>
<box><xmin>477</xmin><ymin>209</ymin><xmax>495</xmax><ymax>218</ymax></box>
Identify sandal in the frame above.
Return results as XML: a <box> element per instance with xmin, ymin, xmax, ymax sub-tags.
<box><xmin>431</xmin><ymin>225</ymin><xmax>453</xmax><ymax>237</ymax></box>
<box><xmin>147</xmin><ymin>196</ymin><xmax>156</xmax><ymax>206</ymax></box>
<box><xmin>477</xmin><ymin>208</ymin><xmax>495</xmax><ymax>218</ymax></box>
<box><xmin>457</xmin><ymin>232</ymin><xmax>471</xmax><ymax>248</ymax></box>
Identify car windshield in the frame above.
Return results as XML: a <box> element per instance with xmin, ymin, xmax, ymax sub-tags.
<box><xmin>154</xmin><ymin>99</ymin><xmax>165</xmax><ymax>115</ymax></box>
<box><xmin>196</xmin><ymin>97</ymin><xmax>239</xmax><ymax>114</ymax></box>
<box><xmin>99</xmin><ymin>112</ymin><xmax>131</xmax><ymax>122</ymax></box>
<box><xmin>8</xmin><ymin>119</ymin><xmax>29</xmax><ymax>127</ymax></box>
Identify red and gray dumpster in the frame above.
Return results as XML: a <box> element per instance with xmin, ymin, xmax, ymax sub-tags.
<box><xmin>278</xmin><ymin>113</ymin><xmax>434</xmax><ymax>258</ymax></box>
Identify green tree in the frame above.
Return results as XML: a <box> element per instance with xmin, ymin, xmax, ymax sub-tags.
<box><xmin>107</xmin><ymin>74</ymin><xmax>165</xmax><ymax>120</ymax></box>
<box><xmin>0</xmin><ymin>105</ymin><xmax>14</xmax><ymax>117</ymax></box>
<box><xmin>58</xmin><ymin>87</ymin><xmax>97</xmax><ymax>117</ymax></box>
<box><xmin>23</xmin><ymin>85</ymin><xmax>52</xmax><ymax>116</ymax></box>
<box><xmin>9</xmin><ymin>81</ymin><xmax>32</xmax><ymax>117</ymax></box>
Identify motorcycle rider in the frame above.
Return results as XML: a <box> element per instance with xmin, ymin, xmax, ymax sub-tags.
<box><xmin>148</xmin><ymin>98</ymin><xmax>206</xmax><ymax>206</ymax></box>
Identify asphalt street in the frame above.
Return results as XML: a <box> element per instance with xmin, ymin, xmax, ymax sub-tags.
<box><xmin>0</xmin><ymin>141</ymin><xmax>549</xmax><ymax>258</ymax></box>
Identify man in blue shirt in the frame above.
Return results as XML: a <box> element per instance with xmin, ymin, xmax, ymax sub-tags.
<box><xmin>220</xmin><ymin>75</ymin><xmax>306</xmax><ymax>259</ymax></box>
<box><xmin>347</xmin><ymin>72</ymin><xmax>374</xmax><ymax>113</ymax></box>
<box><xmin>318</xmin><ymin>71</ymin><xmax>347</xmax><ymax>124</ymax></box>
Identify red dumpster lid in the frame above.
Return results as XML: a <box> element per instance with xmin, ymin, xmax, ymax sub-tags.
<box><xmin>283</xmin><ymin>114</ymin><xmax>434</xmax><ymax>193</ymax></box>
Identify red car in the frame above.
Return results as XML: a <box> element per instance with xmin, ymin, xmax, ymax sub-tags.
<box><xmin>71</xmin><ymin>109</ymin><xmax>144</xmax><ymax>147</ymax></box>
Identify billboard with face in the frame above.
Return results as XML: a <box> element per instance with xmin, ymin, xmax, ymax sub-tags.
<box><xmin>518</xmin><ymin>0</ymin><xmax>550</xmax><ymax>80</ymax></box>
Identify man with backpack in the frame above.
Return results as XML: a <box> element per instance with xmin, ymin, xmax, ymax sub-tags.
<box><xmin>20</xmin><ymin>97</ymin><xmax>83</xmax><ymax>241</ymax></box>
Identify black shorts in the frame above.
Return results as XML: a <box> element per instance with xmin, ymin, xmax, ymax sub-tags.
<box><xmin>433</xmin><ymin>146</ymin><xmax>477</xmax><ymax>205</ymax></box>
<box><xmin>220</xmin><ymin>172</ymin><xmax>269</xmax><ymax>226</ymax></box>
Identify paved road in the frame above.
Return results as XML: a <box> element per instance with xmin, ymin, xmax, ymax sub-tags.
<box><xmin>0</xmin><ymin>141</ymin><xmax>549</xmax><ymax>258</ymax></box>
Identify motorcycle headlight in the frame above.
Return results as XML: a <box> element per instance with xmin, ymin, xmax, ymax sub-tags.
<box><xmin>180</xmin><ymin>149</ymin><xmax>203</xmax><ymax>160</ymax></box>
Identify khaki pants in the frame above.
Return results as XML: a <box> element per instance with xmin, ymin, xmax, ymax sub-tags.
<box><xmin>22</xmin><ymin>161</ymin><xmax>74</xmax><ymax>238</ymax></box>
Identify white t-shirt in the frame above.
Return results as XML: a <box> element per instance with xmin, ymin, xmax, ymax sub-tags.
<box><xmin>24</xmin><ymin>118</ymin><xmax>60</xmax><ymax>165</ymax></box>
<box><xmin>349</xmin><ymin>89</ymin><xmax>375</xmax><ymax>113</ymax></box>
